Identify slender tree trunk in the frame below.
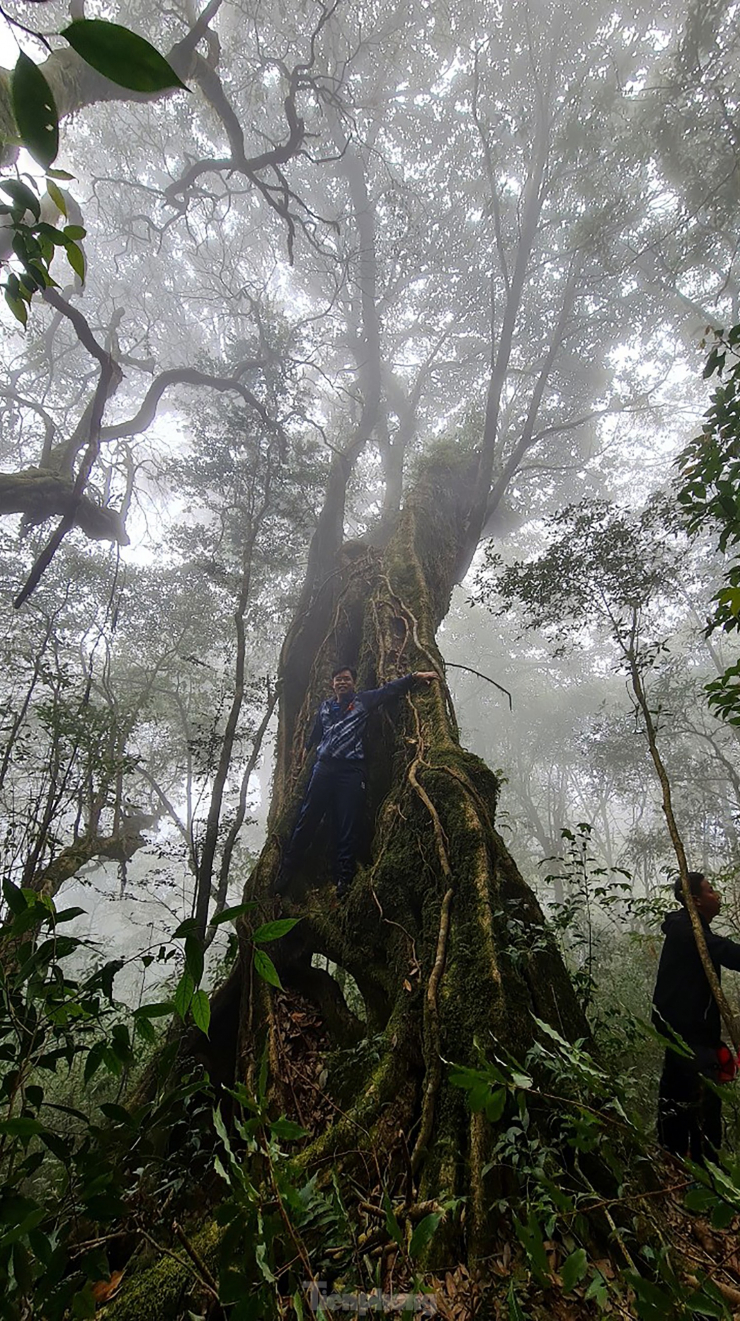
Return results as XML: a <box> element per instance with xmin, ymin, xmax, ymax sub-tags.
<box><xmin>626</xmin><ymin>639</ymin><xmax>740</xmax><ymax>1052</ymax></box>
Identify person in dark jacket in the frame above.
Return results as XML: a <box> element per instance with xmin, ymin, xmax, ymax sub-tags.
<box><xmin>279</xmin><ymin>665</ymin><xmax>438</xmax><ymax>898</ymax></box>
<box><xmin>652</xmin><ymin>871</ymin><xmax>740</xmax><ymax>1162</ymax></box>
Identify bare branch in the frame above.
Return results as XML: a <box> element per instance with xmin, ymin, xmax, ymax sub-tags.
<box><xmin>100</xmin><ymin>368</ymin><xmax>276</xmax><ymax>442</ymax></box>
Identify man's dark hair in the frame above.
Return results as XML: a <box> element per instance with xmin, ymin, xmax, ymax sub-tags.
<box><xmin>673</xmin><ymin>871</ymin><xmax>705</xmax><ymax>905</ymax></box>
<box><xmin>332</xmin><ymin>664</ymin><xmax>357</xmax><ymax>681</ymax></box>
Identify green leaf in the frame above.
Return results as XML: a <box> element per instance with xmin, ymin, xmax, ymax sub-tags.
<box><xmin>3</xmin><ymin>878</ymin><xmax>27</xmax><ymax>915</ymax></box>
<box><xmin>0</xmin><ymin>178</ymin><xmax>41</xmax><ymax>221</ymax></box>
<box><xmin>561</xmin><ymin>1247</ymin><xmax>588</xmax><ymax>1293</ymax></box>
<box><xmin>172</xmin><ymin>917</ymin><xmax>199</xmax><ymax>939</ymax></box>
<box><xmin>484</xmin><ymin>1088</ymin><xmax>506</xmax><ymax>1123</ymax></box>
<box><xmin>41</xmin><ymin>1130</ymin><xmax>70</xmax><ymax>1162</ymax></box>
<box><xmin>134</xmin><ymin>1015</ymin><xmax>156</xmax><ymax>1044</ymax></box>
<box><xmin>409</xmin><ymin>1212</ymin><xmax>441</xmax><ymax>1259</ymax></box>
<box><xmin>11</xmin><ymin>53</ymin><xmax>58</xmax><ymax>168</ymax></box>
<box><xmin>210</xmin><ymin>901</ymin><xmax>258</xmax><ymax>926</ymax></box>
<box><xmin>47</xmin><ymin>167</ymin><xmax>74</xmax><ymax>181</ymax></box>
<box><xmin>507</xmin><ymin>1281</ymin><xmax>526</xmax><ymax>1321</ymax></box>
<box><xmin>61</xmin><ymin>21</ymin><xmax>188</xmax><ymax>94</ymax></box>
<box><xmin>71</xmin><ymin>1280</ymin><xmax>97</xmax><ymax>1318</ymax></box>
<box><xmin>174</xmin><ymin>969</ymin><xmax>195</xmax><ymax>1019</ymax></box>
<box><xmin>710</xmin><ymin>1199</ymin><xmax>735</xmax><ymax>1230</ymax></box>
<box><xmin>252</xmin><ymin>918</ymin><xmax>299</xmax><ymax>944</ymax></box>
<box><xmin>514</xmin><ymin>1210</ymin><xmax>550</xmax><ymax>1282</ymax></box>
<box><xmin>84</xmin><ymin>1040</ymin><xmax>106</xmax><ymax>1083</ymax></box>
<box><xmin>383</xmin><ymin>1194</ymin><xmax>404</xmax><ymax>1251</ymax></box>
<box><xmin>270</xmin><ymin>1116</ymin><xmax>308</xmax><ymax>1141</ymax></box>
<box><xmin>99</xmin><ymin>1102</ymin><xmax>133</xmax><ymax>1125</ymax></box>
<box><xmin>134</xmin><ymin>1001</ymin><xmax>174</xmax><ymax>1018</ymax></box>
<box><xmin>53</xmin><ymin>906</ymin><xmax>85</xmax><ymax>923</ymax></box>
<box><xmin>62</xmin><ymin>224</ymin><xmax>86</xmax><ymax>241</ymax></box>
<box><xmin>585</xmin><ymin>1272</ymin><xmax>609</xmax><ymax>1307</ymax></box>
<box><xmin>185</xmin><ymin>934</ymin><xmax>204</xmax><ymax>985</ymax></box>
<box><xmin>191</xmin><ymin>988</ymin><xmax>210</xmax><ymax>1036</ymax></box>
<box><xmin>64</xmin><ymin>241</ymin><xmax>85</xmax><ymax>283</ymax></box>
<box><xmin>253</xmin><ymin>948</ymin><xmax>282</xmax><ymax>989</ymax></box>
<box><xmin>0</xmin><ymin>1117</ymin><xmax>44</xmax><ymax>1138</ymax></box>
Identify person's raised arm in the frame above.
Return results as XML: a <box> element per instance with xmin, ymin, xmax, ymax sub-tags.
<box><xmin>360</xmin><ymin>671</ymin><xmax>440</xmax><ymax>713</ymax></box>
<box><xmin>708</xmin><ymin>928</ymin><xmax>740</xmax><ymax>972</ymax></box>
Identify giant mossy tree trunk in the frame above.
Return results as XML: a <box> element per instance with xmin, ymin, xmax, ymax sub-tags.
<box><xmin>222</xmin><ymin>452</ymin><xmax>589</xmax><ymax>1259</ymax></box>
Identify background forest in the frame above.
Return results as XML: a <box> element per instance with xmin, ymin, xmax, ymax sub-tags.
<box><xmin>1</xmin><ymin>0</ymin><xmax>740</xmax><ymax>1316</ymax></box>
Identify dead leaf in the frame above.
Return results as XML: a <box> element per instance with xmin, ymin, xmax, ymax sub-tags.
<box><xmin>91</xmin><ymin>1270</ymin><xmax>124</xmax><ymax>1302</ymax></box>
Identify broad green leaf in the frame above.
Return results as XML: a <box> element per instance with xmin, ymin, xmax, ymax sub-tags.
<box><xmin>63</xmin><ymin>224</ymin><xmax>86</xmax><ymax>241</ymax></box>
<box><xmin>585</xmin><ymin>1273</ymin><xmax>609</xmax><ymax>1306</ymax></box>
<box><xmin>0</xmin><ymin>177</ymin><xmax>41</xmax><ymax>220</ymax></box>
<box><xmin>484</xmin><ymin>1087</ymin><xmax>506</xmax><ymax>1123</ymax></box>
<box><xmin>270</xmin><ymin>1116</ymin><xmax>308</xmax><ymax>1141</ymax></box>
<box><xmin>61</xmin><ymin>21</ymin><xmax>187</xmax><ymax>94</ymax></box>
<box><xmin>64</xmin><ymin>241</ymin><xmax>85</xmax><ymax>283</ymax></box>
<box><xmin>134</xmin><ymin>1001</ymin><xmax>174</xmax><ymax>1018</ymax></box>
<box><xmin>99</xmin><ymin>1102</ymin><xmax>133</xmax><ymax>1125</ymax></box>
<box><xmin>53</xmin><ymin>906</ymin><xmax>86</xmax><ymax>923</ymax></box>
<box><xmin>514</xmin><ymin>1210</ymin><xmax>550</xmax><ymax>1281</ymax></box>
<box><xmin>0</xmin><ymin>1116</ymin><xmax>44</xmax><ymax>1138</ymax></box>
<box><xmin>191</xmin><ymin>988</ymin><xmax>210</xmax><ymax>1036</ymax></box>
<box><xmin>172</xmin><ymin>917</ymin><xmax>199</xmax><ymax>939</ymax></box>
<box><xmin>11</xmin><ymin>53</ymin><xmax>58</xmax><ymax>168</ymax></box>
<box><xmin>210</xmin><ymin>901</ymin><xmax>258</xmax><ymax>926</ymax></box>
<box><xmin>252</xmin><ymin>918</ymin><xmax>299</xmax><ymax>943</ymax></box>
<box><xmin>111</xmin><ymin>1023</ymin><xmax>133</xmax><ymax>1064</ymax></box>
<box><xmin>134</xmin><ymin>1016</ymin><xmax>156</xmax><ymax>1044</ymax></box>
<box><xmin>253</xmin><ymin>948</ymin><xmax>282</xmax><ymax>989</ymax></box>
<box><xmin>47</xmin><ymin>167</ymin><xmax>74</xmax><ymax>181</ymax></box>
<box><xmin>185</xmin><ymin>934</ymin><xmax>204</xmax><ymax>985</ymax></box>
<box><xmin>174</xmin><ymin>969</ymin><xmax>195</xmax><ymax>1019</ymax></box>
<box><xmin>40</xmin><ymin>1131</ymin><xmax>68</xmax><ymax>1162</ymax></box>
<box><xmin>5</xmin><ymin>283</ymin><xmax>30</xmax><ymax>327</ymax></box>
<box><xmin>3</xmin><ymin>878</ymin><xmax>27</xmax><ymax>915</ymax></box>
<box><xmin>561</xmin><ymin>1247</ymin><xmax>588</xmax><ymax>1292</ymax></box>
<box><xmin>71</xmin><ymin>1281</ymin><xmax>97</xmax><ymax>1318</ymax></box>
<box><xmin>0</xmin><ymin>1195</ymin><xmax>37</xmax><ymax>1227</ymax></box>
<box><xmin>84</xmin><ymin>1040</ymin><xmax>106</xmax><ymax>1083</ymax></box>
<box><xmin>409</xmin><ymin>1212</ymin><xmax>441</xmax><ymax>1259</ymax></box>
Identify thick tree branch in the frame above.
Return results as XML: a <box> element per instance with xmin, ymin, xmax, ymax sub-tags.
<box><xmin>14</xmin><ymin>291</ymin><xmax>123</xmax><ymax>607</ymax></box>
<box><xmin>100</xmin><ymin>368</ymin><xmax>275</xmax><ymax>442</ymax></box>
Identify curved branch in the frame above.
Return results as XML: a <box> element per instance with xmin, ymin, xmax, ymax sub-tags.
<box><xmin>100</xmin><ymin>368</ymin><xmax>275</xmax><ymax>442</ymax></box>
<box><xmin>14</xmin><ymin>291</ymin><xmax>123</xmax><ymax>607</ymax></box>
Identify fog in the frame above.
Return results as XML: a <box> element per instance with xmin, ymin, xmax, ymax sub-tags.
<box><xmin>1</xmin><ymin>0</ymin><xmax>739</xmax><ymax>984</ymax></box>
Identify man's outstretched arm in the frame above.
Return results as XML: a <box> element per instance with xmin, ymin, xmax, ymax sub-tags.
<box><xmin>708</xmin><ymin>928</ymin><xmax>740</xmax><ymax>972</ymax></box>
<box><xmin>360</xmin><ymin>671</ymin><xmax>439</xmax><ymax>712</ymax></box>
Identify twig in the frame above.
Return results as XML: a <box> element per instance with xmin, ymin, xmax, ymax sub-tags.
<box><xmin>445</xmin><ymin>662</ymin><xmax>513</xmax><ymax>711</ymax></box>
<box><xmin>172</xmin><ymin>1221</ymin><xmax>220</xmax><ymax>1297</ymax></box>
<box><xmin>138</xmin><ymin>1228</ymin><xmax>219</xmax><ymax>1300</ymax></box>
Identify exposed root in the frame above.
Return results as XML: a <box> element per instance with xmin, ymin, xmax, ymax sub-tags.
<box><xmin>412</xmin><ymin>883</ymin><xmax>454</xmax><ymax>1173</ymax></box>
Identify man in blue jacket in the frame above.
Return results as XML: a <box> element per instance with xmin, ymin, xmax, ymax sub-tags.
<box><xmin>280</xmin><ymin>665</ymin><xmax>438</xmax><ymax>898</ymax></box>
<box><xmin>652</xmin><ymin>872</ymin><xmax>740</xmax><ymax>1162</ymax></box>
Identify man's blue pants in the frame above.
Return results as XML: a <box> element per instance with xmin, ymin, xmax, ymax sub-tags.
<box><xmin>284</xmin><ymin>759</ymin><xmax>366</xmax><ymax>889</ymax></box>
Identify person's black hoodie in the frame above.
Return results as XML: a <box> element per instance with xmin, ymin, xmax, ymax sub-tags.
<box><xmin>652</xmin><ymin>908</ymin><xmax>740</xmax><ymax>1054</ymax></box>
